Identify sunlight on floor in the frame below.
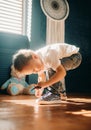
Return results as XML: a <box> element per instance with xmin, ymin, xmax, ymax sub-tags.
<box><xmin>0</xmin><ymin>120</ymin><xmax>15</xmax><ymax>130</ymax></box>
<box><xmin>65</xmin><ymin>97</ymin><xmax>91</xmax><ymax>117</ymax></box>
<box><xmin>4</xmin><ymin>99</ymin><xmax>37</xmax><ymax>107</ymax></box>
<box><xmin>3</xmin><ymin>99</ymin><xmax>66</xmax><ymax>107</ymax></box>
<box><xmin>3</xmin><ymin>96</ymin><xmax>91</xmax><ymax>107</ymax></box>
<box><xmin>1</xmin><ymin>96</ymin><xmax>91</xmax><ymax>118</ymax></box>
<box><xmin>68</xmin><ymin>97</ymin><xmax>91</xmax><ymax>103</ymax></box>
<box><xmin>66</xmin><ymin>109</ymin><xmax>91</xmax><ymax>117</ymax></box>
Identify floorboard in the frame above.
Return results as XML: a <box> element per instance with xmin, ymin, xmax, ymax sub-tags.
<box><xmin>0</xmin><ymin>94</ymin><xmax>91</xmax><ymax>130</ymax></box>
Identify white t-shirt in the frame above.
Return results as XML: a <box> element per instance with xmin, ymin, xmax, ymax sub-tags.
<box><xmin>36</xmin><ymin>43</ymin><xmax>79</xmax><ymax>71</ymax></box>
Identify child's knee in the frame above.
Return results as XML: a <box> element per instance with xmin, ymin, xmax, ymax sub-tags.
<box><xmin>70</xmin><ymin>52</ymin><xmax>82</xmax><ymax>69</ymax></box>
<box><xmin>7</xmin><ymin>83</ymin><xmax>24</xmax><ymax>96</ymax></box>
<box><xmin>61</xmin><ymin>52</ymin><xmax>82</xmax><ymax>70</ymax></box>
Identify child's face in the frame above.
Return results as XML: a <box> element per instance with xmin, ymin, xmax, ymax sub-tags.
<box><xmin>20</xmin><ymin>54</ymin><xmax>44</xmax><ymax>75</ymax></box>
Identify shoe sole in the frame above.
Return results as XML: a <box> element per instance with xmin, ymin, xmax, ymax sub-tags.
<box><xmin>36</xmin><ymin>99</ymin><xmax>61</xmax><ymax>105</ymax></box>
<box><xmin>61</xmin><ymin>97</ymin><xmax>67</xmax><ymax>101</ymax></box>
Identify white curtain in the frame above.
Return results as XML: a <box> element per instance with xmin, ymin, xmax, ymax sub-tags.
<box><xmin>46</xmin><ymin>17</ymin><xmax>65</xmax><ymax>44</ymax></box>
<box><xmin>46</xmin><ymin>17</ymin><xmax>66</xmax><ymax>90</ymax></box>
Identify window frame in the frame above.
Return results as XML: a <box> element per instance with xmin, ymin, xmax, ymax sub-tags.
<box><xmin>0</xmin><ymin>0</ymin><xmax>32</xmax><ymax>41</ymax></box>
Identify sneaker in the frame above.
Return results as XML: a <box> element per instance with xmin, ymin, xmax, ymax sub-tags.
<box><xmin>60</xmin><ymin>92</ymin><xmax>67</xmax><ymax>101</ymax></box>
<box><xmin>36</xmin><ymin>92</ymin><xmax>61</xmax><ymax>105</ymax></box>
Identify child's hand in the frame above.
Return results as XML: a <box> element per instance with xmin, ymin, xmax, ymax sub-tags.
<box><xmin>30</xmin><ymin>84</ymin><xmax>43</xmax><ymax>98</ymax></box>
<box><xmin>35</xmin><ymin>87</ymin><xmax>44</xmax><ymax>98</ymax></box>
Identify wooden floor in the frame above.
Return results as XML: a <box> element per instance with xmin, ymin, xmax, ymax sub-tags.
<box><xmin>0</xmin><ymin>94</ymin><xmax>91</xmax><ymax>130</ymax></box>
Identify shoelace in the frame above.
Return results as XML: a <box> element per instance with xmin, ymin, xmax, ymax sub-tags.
<box><xmin>45</xmin><ymin>88</ymin><xmax>60</xmax><ymax>96</ymax></box>
<box><xmin>45</xmin><ymin>86</ymin><xmax>66</xmax><ymax>96</ymax></box>
<box><xmin>31</xmin><ymin>86</ymin><xmax>60</xmax><ymax>96</ymax></box>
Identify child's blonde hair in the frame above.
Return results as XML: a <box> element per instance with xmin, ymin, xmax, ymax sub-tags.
<box><xmin>12</xmin><ymin>49</ymin><xmax>33</xmax><ymax>71</ymax></box>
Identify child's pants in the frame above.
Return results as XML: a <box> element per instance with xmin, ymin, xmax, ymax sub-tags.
<box><xmin>46</xmin><ymin>52</ymin><xmax>82</xmax><ymax>95</ymax></box>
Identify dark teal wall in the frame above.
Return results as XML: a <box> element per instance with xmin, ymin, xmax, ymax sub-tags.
<box><xmin>31</xmin><ymin>0</ymin><xmax>46</xmax><ymax>50</ymax></box>
<box><xmin>65</xmin><ymin>0</ymin><xmax>91</xmax><ymax>93</ymax></box>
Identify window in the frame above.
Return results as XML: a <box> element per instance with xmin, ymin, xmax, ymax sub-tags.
<box><xmin>24</xmin><ymin>0</ymin><xmax>32</xmax><ymax>40</ymax></box>
<box><xmin>0</xmin><ymin>0</ymin><xmax>32</xmax><ymax>40</ymax></box>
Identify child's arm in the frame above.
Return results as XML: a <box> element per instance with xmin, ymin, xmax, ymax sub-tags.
<box><xmin>37</xmin><ymin>64</ymin><xmax>66</xmax><ymax>88</ymax></box>
<box><xmin>38</xmin><ymin>72</ymin><xmax>46</xmax><ymax>82</ymax></box>
<box><xmin>33</xmin><ymin>72</ymin><xmax>46</xmax><ymax>97</ymax></box>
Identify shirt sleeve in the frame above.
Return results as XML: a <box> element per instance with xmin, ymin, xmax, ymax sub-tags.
<box><xmin>45</xmin><ymin>49</ymin><xmax>61</xmax><ymax>71</ymax></box>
